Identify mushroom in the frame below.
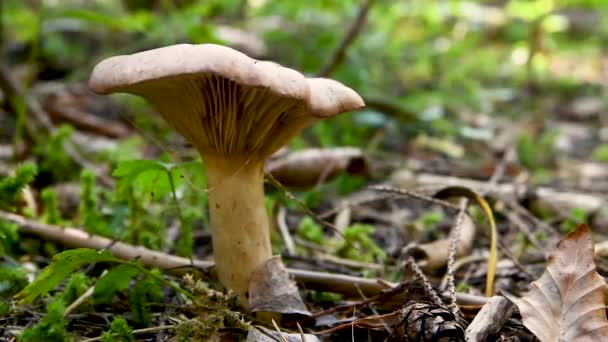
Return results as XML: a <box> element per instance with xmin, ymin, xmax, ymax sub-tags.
<box><xmin>89</xmin><ymin>44</ymin><xmax>364</xmax><ymax>307</ymax></box>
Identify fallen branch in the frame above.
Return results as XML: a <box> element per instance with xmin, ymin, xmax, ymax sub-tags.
<box><xmin>0</xmin><ymin>210</ymin><xmax>487</xmax><ymax>306</ymax></box>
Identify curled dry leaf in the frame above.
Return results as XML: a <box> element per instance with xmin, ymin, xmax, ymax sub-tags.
<box><xmin>505</xmin><ymin>224</ymin><xmax>608</xmax><ymax>342</ymax></box>
<box><xmin>403</xmin><ymin>213</ymin><xmax>475</xmax><ymax>272</ymax></box>
<box><xmin>266</xmin><ymin>147</ymin><xmax>368</xmax><ymax>189</ymax></box>
<box><xmin>248</xmin><ymin>256</ymin><xmax>311</xmax><ymax>317</ymax></box>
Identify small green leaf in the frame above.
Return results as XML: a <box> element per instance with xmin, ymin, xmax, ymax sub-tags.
<box><xmin>94</xmin><ymin>264</ymin><xmax>141</xmax><ymax>304</ymax></box>
<box><xmin>16</xmin><ymin>249</ymin><xmax>118</xmax><ymax>303</ymax></box>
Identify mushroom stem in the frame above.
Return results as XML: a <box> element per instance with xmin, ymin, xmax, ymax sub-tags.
<box><xmin>204</xmin><ymin>155</ymin><xmax>272</xmax><ymax>307</ymax></box>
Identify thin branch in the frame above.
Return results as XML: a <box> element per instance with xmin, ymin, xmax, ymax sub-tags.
<box><xmin>277</xmin><ymin>206</ymin><xmax>296</xmax><ymax>256</ymax></box>
<box><xmin>317</xmin><ymin>0</ymin><xmax>375</xmax><ymax>77</ymax></box>
<box><xmin>0</xmin><ymin>210</ymin><xmax>488</xmax><ymax>305</ymax></box>
<box><xmin>64</xmin><ymin>285</ymin><xmax>95</xmax><ymax>316</ymax></box>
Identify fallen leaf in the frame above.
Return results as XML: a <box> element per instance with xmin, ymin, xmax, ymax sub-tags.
<box><xmin>505</xmin><ymin>225</ymin><xmax>608</xmax><ymax>342</ymax></box>
<box><xmin>248</xmin><ymin>256</ymin><xmax>310</xmax><ymax>317</ymax></box>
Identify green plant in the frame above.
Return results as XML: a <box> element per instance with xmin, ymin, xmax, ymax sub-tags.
<box><xmin>79</xmin><ymin>170</ymin><xmax>109</xmax><ymax>236</ymax></box>
<box><xmin>58</xmin><ymin>272</ymin><xmax>91</xmax><ymax>307</ymax></box>
<box><xmin>516</xmin><ymin>130</ymin><xmax>559</xmax><ymax>172</ymax></box>
<box><xmin>0</xmin><ymin>220</ymin><xmax>19</xmax><ymax>255</ymax></box>
<box><xmin>0</xmin><ymin>300</ymin><xmax>10</xmax><ymax>315</ymax></box>
<box><xmin>413</xmin><ymin>210</ymin><xmax>445</xmax><ymax>231</ymax></box>
<box><xmin>41</xmin><ymin>187</ymin><xmax>61</xmax><ymax>225</ymax></box>
<box><xmin>17</xmin><ymin>248</ymin><xmax>190</xmax><ymax>302</ymax></box>
<box><xmin>297</xmin><ymin>216</ymin><xmax>324</xmax><ymax>244</ymax></box>
<box><xmin>18</xmin><ymin>298</ymin><xmax>70</xmax><ymax>342</ymax></box>
<box><xmin>592</xmin><ymin>144</ymin><xmax>608</xmax><ymax>162</ymax></box>
<box><xmin>336</xmin><ymin>224</ymin><xmax>386</xmax><ymax>262</ymax></box>
<box><xmin>560</xmin><ymin>207</ymin><xmax>588</xmax><ymax>233</ymax></box>
<box><xmin>93</xmin><ymin>264</ymin><xmax>140</xmax><ymax>305</ymax></box>
<box><xmin>113</xmin><ymin>159</ymin><xmax>206</xmax><ymax>250</ymax></box>
<box><xmin>0</xmin><ymin>266</ymin><xmax>29</xmax><ymax>297</ymax></box>
<box><xmin>129</xmin><ymin>270</ymin><xmax>164</xmax><ymax>327</ymax></box>
<box><xmin>101</xmin><ymin>317</ymin><xmax>135</xmax><ymax>342</ymax></box>
<box><xmin>36</xmin><ymin>125</ymin><xmax>78</xmax><ymax>182</ymax></box>
<box><xmin>0</xmin><ymin>163</ymin><xmax>37</xmax><ymax>209</ymax></box>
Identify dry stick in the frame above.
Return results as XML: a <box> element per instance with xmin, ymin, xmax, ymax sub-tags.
<box><xmin>317</xmin><ymin>192</ymin><xmax>396</xmax><ymax>219</ymax></box>
<box><xmin>63</xmin><ymin>285</ymin><xmax>95</xmax><ymax>317</ymax></box>
<box><xmin>392</xmin><ymin>172</ymin><xmax>606</xmax><ymax>212</ymax></box>
<box><xmin>277</xmin><ymin>206</ymin><xmax>296</xmax><ymax>256</ymax></box>
<box><xmin>316</xmin><ymin>0</ymin><xmax>375</xmax><ymax>77</ymax></box>
<box><xmin>0</xmin><ymin>211</ymin><xmax>380</xmax><ymax>298</ymax></box>
<box><xmin>0</xmin><ymin>210</ymin><xmax>488</xmax><ymax>306</ymax></box>
<box><xmin>368</xmin><ymin>185</ymin><xmax>461</xmax><ymax>212</ymax></box>
<box><xmin>354</xmin><ymin>283</ymin><xmax>392</xmax><ymax>334</ymax></box>
<box><xmin>265</xmin><ymin>173</ymin><xmax>346</xmax><ymax>238</ymax></box>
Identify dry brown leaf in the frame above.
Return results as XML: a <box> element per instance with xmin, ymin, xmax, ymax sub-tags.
<box><xmin>248</xmin><ymin>256</ymin><xmax>310</xmax><ymax>317</ymax></box>
<box><xmin>505</xmin><ymin>225</ymin><xmax>608</xmax><ymax>342</ymax></box>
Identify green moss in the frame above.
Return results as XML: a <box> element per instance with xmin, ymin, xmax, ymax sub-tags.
<box><xmin>101</xmin><ymin>317</ymin><xmax>135</xmax><ymax>342</ymax></box>
<box><xmin>0</xmin><ymin>163</ymin><xmax>37</xmax><ymax>209</ymax></box>
<box><xmin>19</xmin><ymin>299</ymin><xmax>70</xmax><ymax>342</ymax></box>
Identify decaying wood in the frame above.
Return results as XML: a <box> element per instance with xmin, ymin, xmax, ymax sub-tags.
<box><xmin>465</xmin><ymin>296</ymin><xmax>514</xmax><ymax>342</ymax></box>
<box><xmin>391</xmin><ymin>170</ymin><xmax>606</xmax><ymax>212</ymax></box>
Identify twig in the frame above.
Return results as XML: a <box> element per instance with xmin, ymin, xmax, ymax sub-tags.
<box><xmin>80</xmin><ymin>325</ymin><xmax>177</xmax><ymax>342</ymax></box>
<box><xmin>266</xmin><ymin>172</ymin><xmax>346</xmax><ymax>238</ymax></box>
<box><xmin>277</xmin><ymin>206</ymin><xmax>296</xmax><ymax>256</ymax></box>
<box><xmin>317</xmin><ymin>0</ymin><xmax>375</xmax><ymax>77</ymax></box>
<box><xmin>317</xmin><ymin>192</ymin><xmax>396</xmax><ymax>219</ymax></box>
<box><xmin>391</xmin><ymin>172</ymin><xmax>606</xmax><ymax>212</ymax></box>
<box><xmin>0</xmin><ymin>210</ymin><xmax>488</xmax><ymax>305</ymax></box>
<box><xmin>271</xmin><ymin>319</ymin><xmax>288</xmax><ymax>342</ymax></box>
<box><xmin>64</xmin><ymin>285</ymin><xmax>95</xmax><ymax>317</ymax></box>
<box><xmin>368</xmin><ymin>185</ymin><xmax>461</xmax><ymax>211</ymax></box>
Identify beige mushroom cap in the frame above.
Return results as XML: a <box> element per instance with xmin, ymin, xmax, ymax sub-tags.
<box><xmin>89</xmin><ymin>44</ymin><xmax>364</xmax><ymax>160</ymax></box>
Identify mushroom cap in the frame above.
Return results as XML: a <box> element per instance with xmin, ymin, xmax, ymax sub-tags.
<box><xmin>89</xmin><ymin>44</ymin><xmax>364</xmax><ymax>159</ymax></box>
